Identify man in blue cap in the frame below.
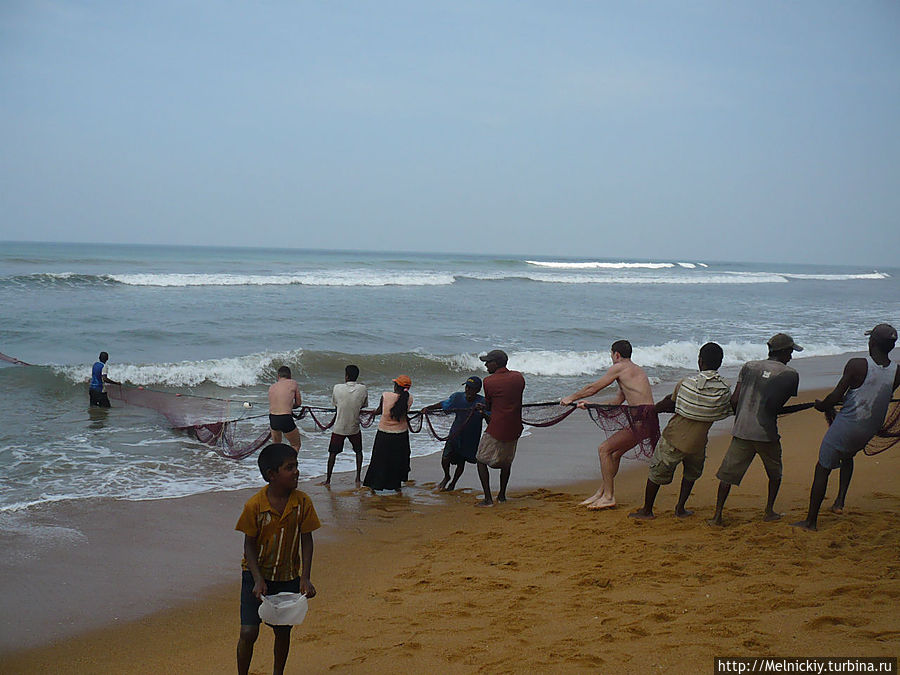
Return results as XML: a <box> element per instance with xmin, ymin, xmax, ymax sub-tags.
<box><xmin>423</xmin><ymin>376</ymin><xmax>487</xmax><ymax>491</ymax></box>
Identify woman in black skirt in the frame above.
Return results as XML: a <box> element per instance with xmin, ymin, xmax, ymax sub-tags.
<box><xmin>363</xmin><ymin>375</ymin><xmax>413</xmax><ymax>492</ymax></box>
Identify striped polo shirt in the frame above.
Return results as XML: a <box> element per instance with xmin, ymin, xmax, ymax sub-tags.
<box><xmin>663</xmin><ymin>370</ymin><xmax>733</xmax><ymax>455</ymax></box>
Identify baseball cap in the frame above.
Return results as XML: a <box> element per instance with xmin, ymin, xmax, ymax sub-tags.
<box><xmin>767</xmin><ymin>333</ymin><xmax>803</xmax><ymax>352</ymax></box>
<box><xmin>464</xmin><ymin>376</ymin><xmax>482</xmax><ymax>391</ymax></box>
<box><xmin>392</xmin><ymin>374</ymin><xmax>412</xmax><ymax>389</ymax></box>
<box><xmin>479</xmin><ymin>349</ymin><xmax>508</xmax><ymax>366</ymax></box>
<box><xmin>865</xmin><ymin>323</ymin><xmax>897</xmax><ymax>341</ymax></box>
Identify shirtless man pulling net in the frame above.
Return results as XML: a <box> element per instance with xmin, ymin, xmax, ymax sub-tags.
<box><xmin>269</xmin><ymin>366</ymin><xmax>302</xmax><ymax>452</ymax></box>
<box><xmin>561</xmin><ymin>339</ymin><xmax>654</xmax><ymax>510</ymax></box>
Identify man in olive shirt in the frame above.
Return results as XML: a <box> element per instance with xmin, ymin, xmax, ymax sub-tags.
<box><xmin>475</xmin><ymin>349</ymin><xmax>526</xmax><ymax>507</ymax></box>
<box><xmin>630</xmin><ymin>342</ymin><xmax>732</xmax><ymax>520</ymax></box>
<box><xmin>708</xmin><ymin>333</ymin><xmax>802</xmax><ymax>526</ymax></box>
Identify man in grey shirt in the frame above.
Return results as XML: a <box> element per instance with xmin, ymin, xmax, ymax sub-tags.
<box><xmin>708</xmin><ymin>333</ymin><xmax>801</xmax><ymax>526</ymax></box>
<box><xmin>320</xmin><ymin>365</ymin><xmax>369</xmax><ymax>487</ymax></box>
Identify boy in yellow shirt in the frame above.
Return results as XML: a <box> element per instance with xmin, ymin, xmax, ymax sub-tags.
<box><xmin>236</xmin><ymin>443</ymin><xmax>320</xmax><ymax>675</ymax></box>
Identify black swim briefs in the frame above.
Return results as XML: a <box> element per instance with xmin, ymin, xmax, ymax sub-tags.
<box><xmin>269</xmin><ymin>413</ymin><xmax>297</xmax><ymax>433</ymax></box>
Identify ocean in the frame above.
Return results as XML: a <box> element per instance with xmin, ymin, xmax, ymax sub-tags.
<box><xmin>1</xmin><ymin>241</ymin><xmax>897</xmax><ymax>511</ymax></box>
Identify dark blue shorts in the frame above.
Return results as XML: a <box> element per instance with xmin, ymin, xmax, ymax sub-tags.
<box><xmin>240</xmin><ymin>570</ymin><xmax>300</xmax><ymax>626</ymax></box>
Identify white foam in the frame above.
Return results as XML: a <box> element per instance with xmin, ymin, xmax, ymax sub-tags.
<box><xmin>676</xmin><ymin>262</ymin><xmax>696</xmax><ymax>268</ymax></box>
<box><xmin>514</xmin><ymin>272</ymin><xmax>788</xmax><ymax>284</ymax></box>
<box><xmin>776</xmin><ymin>272</ymin><xmax>890</xmax><ymax>281</ymax></box>
<box><xmin>53</xmin><ymin>350</ymin><xmax>304</xmax><ymax>387</ymax></box>
<box><xmin>525</xmin><ymin>260</ymin><xmax>675</xmax><ymax>269</ymax></box>
<box><xmin>434</xmin><ymin>341</ymin><xmax>849</xmax><ymax>377</ymax></box>
<box><xmin>104</xmin><ymin>271</ymin><xmax>455</xmax><ymax>287</ymax></box>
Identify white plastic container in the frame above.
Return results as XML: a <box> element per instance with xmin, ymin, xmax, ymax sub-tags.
<box><xmin>258</xmin><ymin>592</ymin><xmax>308</xmax><ymax>626</ymax></box>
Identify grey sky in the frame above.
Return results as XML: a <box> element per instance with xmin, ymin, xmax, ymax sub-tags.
<box><xmin>1</xmin><ymin>1</ymin><xmax>898</xmax><ymax>265</ymax></box>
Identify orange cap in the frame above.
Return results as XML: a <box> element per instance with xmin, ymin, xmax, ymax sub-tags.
<box><xmin>393</xmin><ymin>374</ymin><xmax>412</xmax><ymax>389</ymax></box>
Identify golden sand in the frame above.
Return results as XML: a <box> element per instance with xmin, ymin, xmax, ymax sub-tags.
<box><xmin>4</xmin><ymin>392</ymin><xmax>898</xmax><ymax>674</ymax></box>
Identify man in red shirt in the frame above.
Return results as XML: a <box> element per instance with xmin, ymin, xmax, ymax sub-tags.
<box><xmin>475</xmin><ymin>349</ymin><xmax>526</xmax><ymax>507</ymax></box>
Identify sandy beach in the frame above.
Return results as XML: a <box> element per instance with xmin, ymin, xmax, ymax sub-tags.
<box><xmin>3</xmin><ymin>378</ymin><xmax>898</xmax><ymax>674</ymax></box>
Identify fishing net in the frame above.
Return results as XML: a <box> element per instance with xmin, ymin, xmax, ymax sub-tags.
<box><xmin>865</xmin><ymin>400</ymin><xmax>900</xmax><ymax>456</ymax></box>
<box><xmin>583</xmin><ymin>403</ymin><xmax>660</xmax><ymax>459</ymax></box>
<box><xmin>0</xmin><ymin>351</ymin><xmax>31</xmax><ymax>366</ymax></box>
<box><xmin>370</xmin><ymin>401</ymin><xmax>658</xmax><ymax>457</ymax></box>
<box><xmin>107</xmin><ymin>384</ymin><xmax>271</xmax><ymax>460</ymax></box>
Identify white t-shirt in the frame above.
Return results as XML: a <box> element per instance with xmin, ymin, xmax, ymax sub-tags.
<box><xmin>332</xmin><ymin>382</ymin><xmax>369</xmax><ymax>435</ymax></box>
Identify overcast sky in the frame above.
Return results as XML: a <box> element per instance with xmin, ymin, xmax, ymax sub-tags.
<box><xmin>1</xmin><ymin>1</ymin><xmax>898</xmax><ymax>265</ymax></box>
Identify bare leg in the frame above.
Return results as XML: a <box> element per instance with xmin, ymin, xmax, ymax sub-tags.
<box><xmin>319</xmin><ymin>453</ymin><xmax>337</xmax><ymax>486</ymax></box>
<box><xmin>447</xmin><ymin>462</ymin><xmax>465</xmax><ymax>490</ymax></box>
<box><xmin>792</xmin><ymin>462</ymin><xmax>831</xmax><ymax>532</ymax></box>
<box><xmin>271</xmin><ymin>429</ymin><xmax>283</xmax><ymax>445</ymax></box>
<box><xmin>675</xmin><ymin>478</ymin><xmax>696</xmax><ymax>517</ymax></box>
<box><xmin>437</xmin><ymin>455</ymin><xmax>452</xmax><ymax>491</ymax></box>
<box><xmin>498</xmin><ymin>466</ymin><xmax>511</xmax><ymax>502</ymax></box>
<box><xmin>354</xmin><ymin>449</ymin><xmax>363</xmax><ymax>486</ymax></box>
<box><xmin>707</xmin><ymin>481</ymin><xmax>731</xmax><ymax>526</ymax></box>
<box><xmin>284</xmin><ymin>428</ymin><xmax>301</xmax><ymax>452</ymax></box>
<box><xmin>831</xmin><ymin>457</ymin><xmax>853</xmax><ymax>513</ymax></box>
<box><xmin>476</xmin><ymin>462</ymin><xmax>493</xmax><ymax>506</ymax></box>
<box><xmin>584</xmin><ymin>429</ymin><xmax>638</xmax><ymax>509</ymax></box>
<box><xmin>587</xmin><ymin>446</ymin><xmax>626</xmax><ymax>510</ymax></box>
<box><xmin>629</xmin><ymin>480</ymin><xmax>660</xmax><ymax>520</ymax></box>
<box><xmin>272</xmin><ymin>625</ymin><xmax>292</xmax><ymax>675</ymax></box>
<box><xmin>763</xmin><ymin>477</ymin><xmax>782</xmax><ymax>521</ymax></box>
<box><xmin>237</xmin><ymin>625</ymin><xmax>259</xmax><ymax>675</ymax></box>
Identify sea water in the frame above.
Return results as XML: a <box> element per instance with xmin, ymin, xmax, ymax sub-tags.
<box><xmin>1</xmin><ymin>241</ymin><xmax>897</xmax><ymax>510</ymax></box>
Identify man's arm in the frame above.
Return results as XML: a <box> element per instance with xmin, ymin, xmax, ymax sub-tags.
<box><xmin>102</xmin><ymin>373</ymin><xmax>120</xmax><ymax>386</ymax></box>
<box><xmin>292</xmin><ymin>383</ymin><xmax>302</xmax><ymax>409</ymax></box>
<box><xmin>655</xmin><ymin>394</ymin><xmax>675</xmax><ymax>414</ymax></box>
<box><xmin>299</xmin><ymin>531</ymin><xmax>316</xmax><ymax>598</ymax></box>
<box><xmin>729</xmin><ymin>382</ymin><xmax>741</xmax><ymax>411</ymax></box>
<box><xmin>561</xmin><ymin>365</ymin><xmax>622</xmax><ymax>406</ymax></box>
<box><xmin>243</xmin><ymin>535</ymin><xmax>267</xmax><ymax>599</ymax></box>
<box><xmin>815</xmin><ymin>358</ymin><xmax>867</xmax><ymax>420</ymax></box>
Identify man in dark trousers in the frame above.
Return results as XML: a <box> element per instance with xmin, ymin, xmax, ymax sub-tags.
<box><xmin>89</xmin><ymin>351</ymin><xmax>120</xmax><ymax>407</ymax></box>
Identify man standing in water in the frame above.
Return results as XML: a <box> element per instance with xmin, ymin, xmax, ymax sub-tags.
<box><xmin>320</xmin><ymin>365</ymin><xmax>368</xmax><ymax>487</ymax></box>
<box><xmin>475</xmin><ymin>350</ymin><xmax>525</xmax><ymax>507</ymax></box>
<box><xmin>561</xmin><ymin>340</ymin><xmax>654</xmax><ymax>510</ymax></box>
<box><xmin>793</xmin><ymin>324</ymin><xmax>899</xmax><ymax>531</ymax></box>
<box><xmin>89</xmin><ymin>351</ymin><xmax>120</xmax><ymax>407</ymax></box>
<box><xmin>268</xmin><ymin>366</ymin><xmax>302</xmax><ymax>452</ymax></box>
<box><xmin>708</xmin><ymin>333</ymin><xmax>801</xmax><ymax>526</ymax></box>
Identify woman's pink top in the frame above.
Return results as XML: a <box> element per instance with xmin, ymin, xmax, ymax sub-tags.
<box><xmin>378</xmin><ymin>391</ymin><xmax>412</xmax><ymax>432</ymax></box>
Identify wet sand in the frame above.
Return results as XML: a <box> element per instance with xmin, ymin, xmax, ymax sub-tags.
<box><xmin>3</xmin><ymin>372</ymin><xmax>899</xmax><ymax>673</ymax></box>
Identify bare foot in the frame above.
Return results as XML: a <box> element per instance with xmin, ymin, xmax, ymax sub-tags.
<box><xmin>436</xmin><ymin>478</ymin><xmax>448</xmax><ymax>491</ymax></box>
<box><xmin>830</xmin><ymin>503</ymin><xmax>844</xmax><ymax>515</ymax></box>
<box><xmin>317</xmin><ymin>480</ymin><xmax>331</xmax><ymax>487</ymax></box>
<box><xmin>579</xmin><ymin>493</ymin><xmax>603</xmax><ymax>506</ymax></box>
<box><xmin>790</xmin><ymin>520</ymin><xmax>817</xmax><ymax>532</ymax></box>
<box><xmin>497</xmin><ymin>494</ymin><xmax>507</xmax><ymax>503</ymax></box>
<box><xmin>706</xmin><ymin>516</ymin><xmax>724</xmax><ymax>527</ymax></box>
<box><xmin>628</xmin><ymin>509</ymin><xmax>654</xmax><ymax>520</ymax></box>
<box><xmin>475</xmin><ymin>500</ymin><xmax>494</xmax><ymax>508</ymax></box>
<box><xmin>675</xmin><ymin>508</ymin><xmax>694</xmax><ymax>518</ymax></box>
<box><xmin>586</xmin><ymin>499</ymin><xmax>616</xmax><ymax>511</ymax></box>
<box><xmin>446</xmin><ymin>483</ymin><xmax>458</xmax><ymax>491</ymax></box>
<box><xmin>763</xmin><ymin>511</ymin><xmax>783</xmax><ymax>522</ymax></box>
